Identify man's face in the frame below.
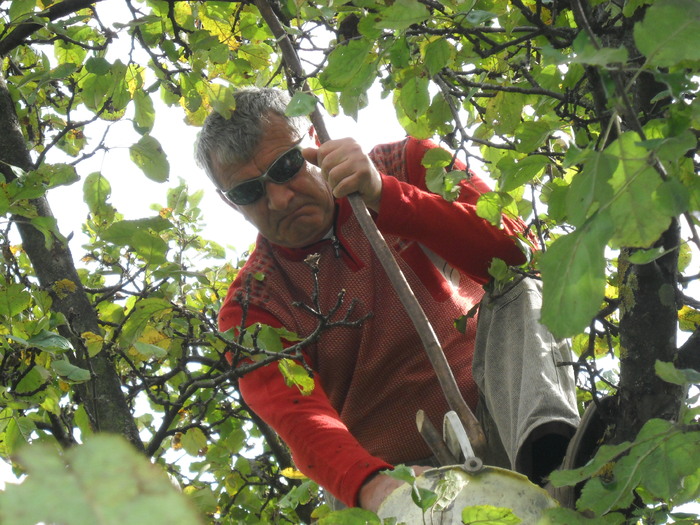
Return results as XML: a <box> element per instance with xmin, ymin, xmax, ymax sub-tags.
<box><xmin>211</xmin><ymin>115</ymin><xmax>335</xmax><ymax>248</ymax></box>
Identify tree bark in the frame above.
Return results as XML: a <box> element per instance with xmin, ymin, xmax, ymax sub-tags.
<box><xmin>0</xmin><ymin>73</ymin><xmax>143</xmax><ymax>450</ymax></box>
<box><xmin>616</xmin><ymin>222</ymin><xmax>683</xmax><ymax>443</ymax></box>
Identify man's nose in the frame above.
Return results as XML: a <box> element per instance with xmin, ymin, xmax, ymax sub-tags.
<box><xmin>266</xmin><ymin>181</ymin><xmax>295</xmax><ymax>211</ymax></box>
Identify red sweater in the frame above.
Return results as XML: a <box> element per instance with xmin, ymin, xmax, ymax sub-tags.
<box><xmin>220</xmin><ymin>138</ymin><xmax>527</xmax><ymax>507</ymax></box>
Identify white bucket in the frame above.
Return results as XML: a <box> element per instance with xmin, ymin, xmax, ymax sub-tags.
<box><xmin>377</xmin><ymin>465</ymin><xmax>557</xmax><ymax>524</ymax></box>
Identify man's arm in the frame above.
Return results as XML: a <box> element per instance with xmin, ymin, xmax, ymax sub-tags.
<box><xmin>374</xmin><ymin>138</ymin><xmax>530</xmax><ymax>283</ymax></box>
<box><xmin>222</xmin><ymin>300</ymin><xmax>392</xmax><ymax>507</ymax></box>
<box><xmin>305</xmin><ymin>137</ymin><xmax>529</xmax><ymax>284</ymax></box>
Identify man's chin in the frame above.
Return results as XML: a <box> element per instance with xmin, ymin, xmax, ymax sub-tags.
<box><xmin>276</xmin><ymin>211</ymin><xmax>332</xmax><ymax>247</ymax></box>
<box><xmin>270</xmin><ymin>222</ymin><xmax>325</xmax><ymax>248</ymax></box>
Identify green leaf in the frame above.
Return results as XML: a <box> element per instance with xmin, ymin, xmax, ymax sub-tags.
<box><xmin>387</xmin><ymin>37</ymin><xmax>411</xmax><ymax>69</ymax></box>
<box><xmin>634</xmin><ymin>0</ymin><xmax>700</xmax><ymax>67</ymax></box>
<box><xmin>545</xmin><ymin>507</ymin><xmax>625</xmax><ymax>524</ymax></box>
<box><xmin>488</xmin><ymin>258</ymin><xmax>510</xmax><ymax>282</ymax></box>
<box><xmin>655</xmin><ymin>360</ymin><xmax>700</xmax><ymax>386</ymax></box>
<box><xmin>120</xmin><ymin>298</ymin><xmax>172</xmax><ymax>347</ymax></box>
<box><xmin>9</xmin><ymin>0</ymin><xmax>36</xmax><ymax>21</ymax></box>
<box><xmin>606</xmin><ymin>133</ymin><xmax>670</xmax><ymax>247</ymax></box>
<box><xmin>54</xmin><ymin>39</ymin><xmax>87</xmax><ymax>65</ymax></box>
<box><xmin>461</xmin><ymin>505</ymin><xmax>522</xmax><ymax>524</ymax></box>
<box><xmin>653</xmin><ymin>177</ymin><xmax>689</xmax><ymax>217</ymax></box>
<box><xmin>384</xmin><ymin>464</ymin><xmax>417</xmax><ymax>484</ymax></box>
<box><xmin>577</xmin><ymin>420</ymin><xmax>700</xmax><ymax>515</ymax></box>
<box><xmin>278</xmin><ymin>479</ymin><xmax>318</xmax><ymax>510</ymax></box>
<box><xmin>399</xmin><ymin>74</ymin><xmax>430</xmax><ymax>120</ymax></box>
<box><xmin>565</xmin><ymin>152</ymin><xmax>616</xmax><ymax>227</ymax></box>
<box><xmin>286</xmin><ymin>92</ymin><xmax>318</xmax><ymax>117</ymax></box>
<box><xmin>0</xmin><ymin>435</ymin><xmax>204</xmax><ymax>525</ymax></box>
<box><xmin>181</xmin><ymin>427</ymin><xmax>208</xmax><ymax>456</ymax></box>
<box><xmin>133</xmin><ymin>341</ymin><xmax>168</xmax><ymax>360</ymax></box>
<box><xmin>102</xmin><ymin>218</ymin><xmax>171</xmax><ymax>264</ymax></box>
<box><xmin>540</xmin><ymin>217</ymin><xmax>613</xmax><ymax>338</ymax></box>
<box><xmin>422</xmin><ymin>147</ymin><xmax>453</xmax><ymax>168</ymax></box>
<box><xmin>256</xmin><ymin>324</ymin><xmax>284</xmax><ymax>352</ymax></box>
<box><xmin>571</xmin><ymin>31</ymin><xmax>628</xmax><ymax>66</ymax></box>
<box><xmin>29</xmin><ymin>216</ymin><xmax>61</xmax><ymax>249</ymax></box>
<box><xmin>484</xmin><ymin>91</ymin><xmax>524</xmax><ymax>136</ymax></box>
<box><xmin>376</xmin><ymin>0</ymin><xmax>429</xmax><ymax>30</ymax></box>
<box><xmin>425</xmin><ymin>167</ymin><xmax>463</xmax><ymax>201</ymax></box>
<box><xmin>129</xmin><ymin>134</ymin><xmax>170</xmax><ymax>182</ymax></box>
<box><xmin>627</xmin><ymin>246</ymin><xmax>671</xmax><ymax>265</ymax></box>
<box><xmin>184</xmin><ymin>486</ymin><xmax>218</xmax><ymax>514</ymax></box>
<box><xmin>15</xmin><ymin>366</ymin><xmax>50</xmax><ymax>396</ymax></box>
<box><xmin>497</xmin><ymin>155</ymin><xmax>549</xmax><ymax>192</ymax></box>
<box><xmin>27</xmin><ymin>330</ymin><xmax>73</xmax><ymax>354</ymax></box>
<box><xmin>319</xmin><ymin>39</ymin><xmax>374</xmax><ymax>92</ymax></box>
<box><xmin>278</xmin><ymin>358</ymin><xmax>314</xmax><ymax>395</ymax></box>
<box><xmin>48</xmin><ymin>62</ymin><xmax>78</xmax><ymax>80</ymax></box>
<box><xmin>80</xmin><ymin>71</ymin><xmax>113</xmax><ymax>111</ymax></box>
<box><xmin>1</xmin><ymin>417</ymin><xmax>36</xmax><ymax>456</ymax></box>
<box><xmin>133</xmin><ymin>90</ymin><xmax>156</xmax><ymax>133</ymax></box>
<box><xmin>205</xmin><ymin>82</ymin><xmax>237</xmax><ymax>120</ymax></box>
<box><xmin>52</xmin><ymin>359</ymin><xmax>91</xmax><ymax>383</ymax></box>
<box><xmin>83</xmin><ymin>172</ymin><xmax>113</xmax><ymax>217</ymax></box>
<box><xmin>0</xmin><ymin>283</ymin><xmax>32</xmax><ymax>318</ymax></box>
<box><xmin>423</xmin><ymin>38</ymin><xmax>452</xmax><ymax>76</ymax></box>
<box><xmin>514</xmin><ymin>120</ymin><xmax>555</xmax><ymax>153</ymax></box>
<box><xmin>476</xmin><ymin>192</ymin><xmax>517</xmax><ymax>227</ymax></box>
<box><xmin>411</xmin><ymin>484</ymin><xmax>437</xmax><ymax>510</ymax></box>
<box><xmin>85</xmin><ymin>56</ymin><xmax>111</xmax><ymax>75</ymax></box>
<box><xmin>38</xmin><ymin>163</ymin><xmax>79</xmax><ymax>189</ymax></box>
<box><xmin>317</xmin><ymin>508</ymin><xmax>381</xmax><ymax>524</ymax></box>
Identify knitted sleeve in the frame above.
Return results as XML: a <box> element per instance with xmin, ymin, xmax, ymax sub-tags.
<box><xmin>371</xmin><ymin>137</ymin><xmax>528</xmax><ymax>284</ymax></box>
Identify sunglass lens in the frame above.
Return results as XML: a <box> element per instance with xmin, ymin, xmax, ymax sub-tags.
<box><xmin>229</xmin><ymin>181</ymin><xmax>265</xmax><ymax>205</ymax></box>
<box><xmin>267</xmin><ymin>148</ymin><xmax>304</xmax><ymax>183</ymax></box>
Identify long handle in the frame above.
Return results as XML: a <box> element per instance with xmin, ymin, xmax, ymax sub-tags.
<box><xmin>255</xmin><ymin>0</ymin><xmax>486</xmax><ymax>458</ymax></box>
<box><xmin>347</xmin><ymin>194</ymin><xmax>486</xmax><ymax>456</ymax></box>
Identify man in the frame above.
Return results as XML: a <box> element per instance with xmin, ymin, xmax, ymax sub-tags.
<box><xmin>195</xmin><ymin>87</ymin><xmax>580</xmax><ymax>512</ymax></box>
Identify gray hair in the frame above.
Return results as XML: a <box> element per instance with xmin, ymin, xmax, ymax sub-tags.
<box><xmin>194</xmin><ymin>87</ymin><xmax>309</xmax><ymax>184</ymax></box>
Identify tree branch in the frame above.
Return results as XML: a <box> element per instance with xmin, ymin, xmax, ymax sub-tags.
<box><xmin>0</xmin><ymin>0</ymin><xmax>108</xmax><ymax>57</ymax></box>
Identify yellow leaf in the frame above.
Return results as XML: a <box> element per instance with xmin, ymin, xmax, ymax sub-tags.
<box><xmin>280</xmin><ymin>467</ymin><xmax>307</xmax><ymax>480</ymax></box>
<box><xmin>139</xmin><ymin>326</ymin><xmax>169</xmax><ymax>346</ymax></box>
<box><xmin>81</xmin><ymin>331</ymin><xmax>104</xmax><ymax>357</ymax></box>
<box><xmin>679</xmin><ymin>305</ymin><xmax>700</xmax><ymax>332</ymax></box>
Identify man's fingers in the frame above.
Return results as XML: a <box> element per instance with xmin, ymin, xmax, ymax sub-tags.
<box><xmin>302</xmin><ymin>146</ymin><xmax>320</xmax><ymax>168</ymax></box>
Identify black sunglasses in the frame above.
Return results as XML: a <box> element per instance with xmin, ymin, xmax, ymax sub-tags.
<box><xmin>222</xmin><ymin>141</ymin><xmax>305</xmax><ymax>206</ymax></box>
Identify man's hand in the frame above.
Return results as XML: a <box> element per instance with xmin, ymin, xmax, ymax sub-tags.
<box><xmin>358</xmin><ymin>465</ymin><xmax>433</xmax><ymax>514</ymax></box>
<box><xmin>303</xmin><ymin>138</ymin><xmax>383</xmax><ymax>212</ymax></box>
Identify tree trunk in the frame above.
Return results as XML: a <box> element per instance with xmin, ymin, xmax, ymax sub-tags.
<box><xmin>616</xmin><ymin>223</ymin><xmax>684</xmax><ymax>443</ymax></box>
<box><xmin>0</xmin><ymin>74</ymin><xmax>143</xmax><ymax>450</ymax></box>
<box><xmin>572</xmin><ymin>0</ymin><xmax>685</xmax><ymax>443</ymax></box>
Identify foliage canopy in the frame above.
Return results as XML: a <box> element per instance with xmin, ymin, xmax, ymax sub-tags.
<box><xmin>0</xmin><ymin>0</ymin><xmax>699</xmax><ymax>523</ymax></box>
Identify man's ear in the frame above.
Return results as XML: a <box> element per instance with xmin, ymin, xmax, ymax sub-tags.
<box><xmin>217</xmin><ymin>189</ymin><xmax>240</xmax><ymax>212</ymax></box>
